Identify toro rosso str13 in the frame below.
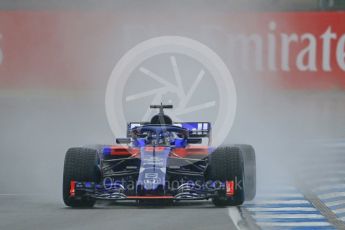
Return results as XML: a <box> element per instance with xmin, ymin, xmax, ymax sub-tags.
<box><xmin>63</xmin><ymin>104</ymin><xmax>256</xmax><ymax>207</ymax></box>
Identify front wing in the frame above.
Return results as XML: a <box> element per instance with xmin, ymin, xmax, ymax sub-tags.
<box><xmin>69</xmin><ymin>180</ymin><xmax>235</xmax><ymax>200</ymax></box>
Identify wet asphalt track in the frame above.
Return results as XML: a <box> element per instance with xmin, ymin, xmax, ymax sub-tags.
<box><xmin>1</xmin><ymin>93</ymin><xmax>345</xmax><ymax>230</ymax></box>
<box><xmin>0</xmin><ymin>195</ymin><xmax>239</xmax><ymax>230</ymax></box>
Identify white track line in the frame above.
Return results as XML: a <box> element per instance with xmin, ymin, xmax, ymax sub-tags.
<box><xmin>258</xmin><ymin>222</ymin><xmax>331</xmax><ymax>227</ymax></box>
<box><xmin>254</xmin><ymin>214</ymin><xmax>324</xmax><ymax>219</ymax></box>
<box><xmin>247</xmin><ymin>207</ymin><xmax>316</xmax><ymax>212</ymax></box>
<box><xmin>228</xmin><ymin>207</ymin><xmax>242</xmax><ymax>230</ymax></box>
<box><xmin>246</xmin><ymin>200</ymin><xmax>309</xmax><ymax>205</ymax></box>
<box><xmin>246</xmin><ymin>191</ymin><xmax>336</xmax><ymax>229</ymax></box>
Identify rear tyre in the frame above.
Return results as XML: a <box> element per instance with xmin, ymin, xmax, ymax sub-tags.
<box><xmin>63</xmin><ymin>148</ymin><xmax>100</xmax><ymax>208</ymax></box>
<box><xmin>83</xmin><ymin>144</ymin><xmax>107</xmax><ymax>155</ymax></box>
<box><xmin>235</xmin><ymin>144</ymin><xmax>256</xmax><ymax>201</ymax></box>
<box><xmin>208</xmin><ymin>146</ymin><xmax>245</xmax><ymax>206</ymax></box>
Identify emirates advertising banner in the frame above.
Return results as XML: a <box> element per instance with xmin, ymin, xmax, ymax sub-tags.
<box><xmin>0</xmin><ymin>11</ymin><xmax>345</xmax><ymax>90</ymax></box>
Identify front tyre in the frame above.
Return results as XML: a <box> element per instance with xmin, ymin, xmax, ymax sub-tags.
<box><xmin>208</xmin><ymin>146</ymin><xmax>245</xmax><ymax>206</ymax></box>
<box><xmin>63</xmin><ymin>148</ymin><xmax>100</xmax><ymax>208</ymax></box>
<box><xmin>235</xmin><ymin>144</ymin><xmax>256</xmax><ymax>201</ymax></box>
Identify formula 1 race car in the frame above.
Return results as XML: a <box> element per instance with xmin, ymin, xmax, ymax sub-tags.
<box><xmin>63</xmin><ymin>104</ymin><xmax>256</xmax><ymax>207</ymax></box>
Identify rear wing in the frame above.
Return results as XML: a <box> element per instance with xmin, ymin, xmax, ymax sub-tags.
<box><xmin>127</xmin><ymin>122</ymin><xmax>212</xmax><ymax>138</ymax></box>
<box><xmin>174</xmin><ymin>122</ymin><xmax>211</xmax><ymax>138</ymax></box>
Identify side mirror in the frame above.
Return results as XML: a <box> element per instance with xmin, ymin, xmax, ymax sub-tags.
<box><xmin>116</xmin><ymin>138</ymin><xmax>131</xmax><ymax>144</ymax></box>
<box><xmin>187</xmin><ymin>138</ymin><xmax>202</xmax><ymax>144</ymax></box>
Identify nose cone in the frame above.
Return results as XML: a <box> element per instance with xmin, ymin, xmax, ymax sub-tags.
<box><xmin>136</xmin><ymin>146</ymin><xmax>170</xmax><ymax>194</ymax></box>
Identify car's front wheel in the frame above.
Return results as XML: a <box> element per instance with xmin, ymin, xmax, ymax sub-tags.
<box><xmin>207</xmin><ymin>146</ymin><xmax>245</xmax><ymax>207</ymax></box>
<box><xmin>63</xmin><ymin>147</ymin><xmax>100</xmax><ymax>208</ymax></box>
<box><xmin>235</xmin><ymin>144</ymin><xmax>256</xmax><ymax>201</ymax></box>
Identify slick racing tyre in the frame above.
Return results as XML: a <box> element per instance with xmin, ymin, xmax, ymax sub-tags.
<box><xmin>235</xmin><ymin>144</ymin><xmax>256</xmax><ymax>201</ymax></box>
<box><xmin>63</xmin><ymin>148</ymin><xmax>100</xmax><ymax>207</ymax></box>
<box><xmin>208</xmin><ymin>146</ymin><xmax>245</xmax><ymax>206</ymax></box>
